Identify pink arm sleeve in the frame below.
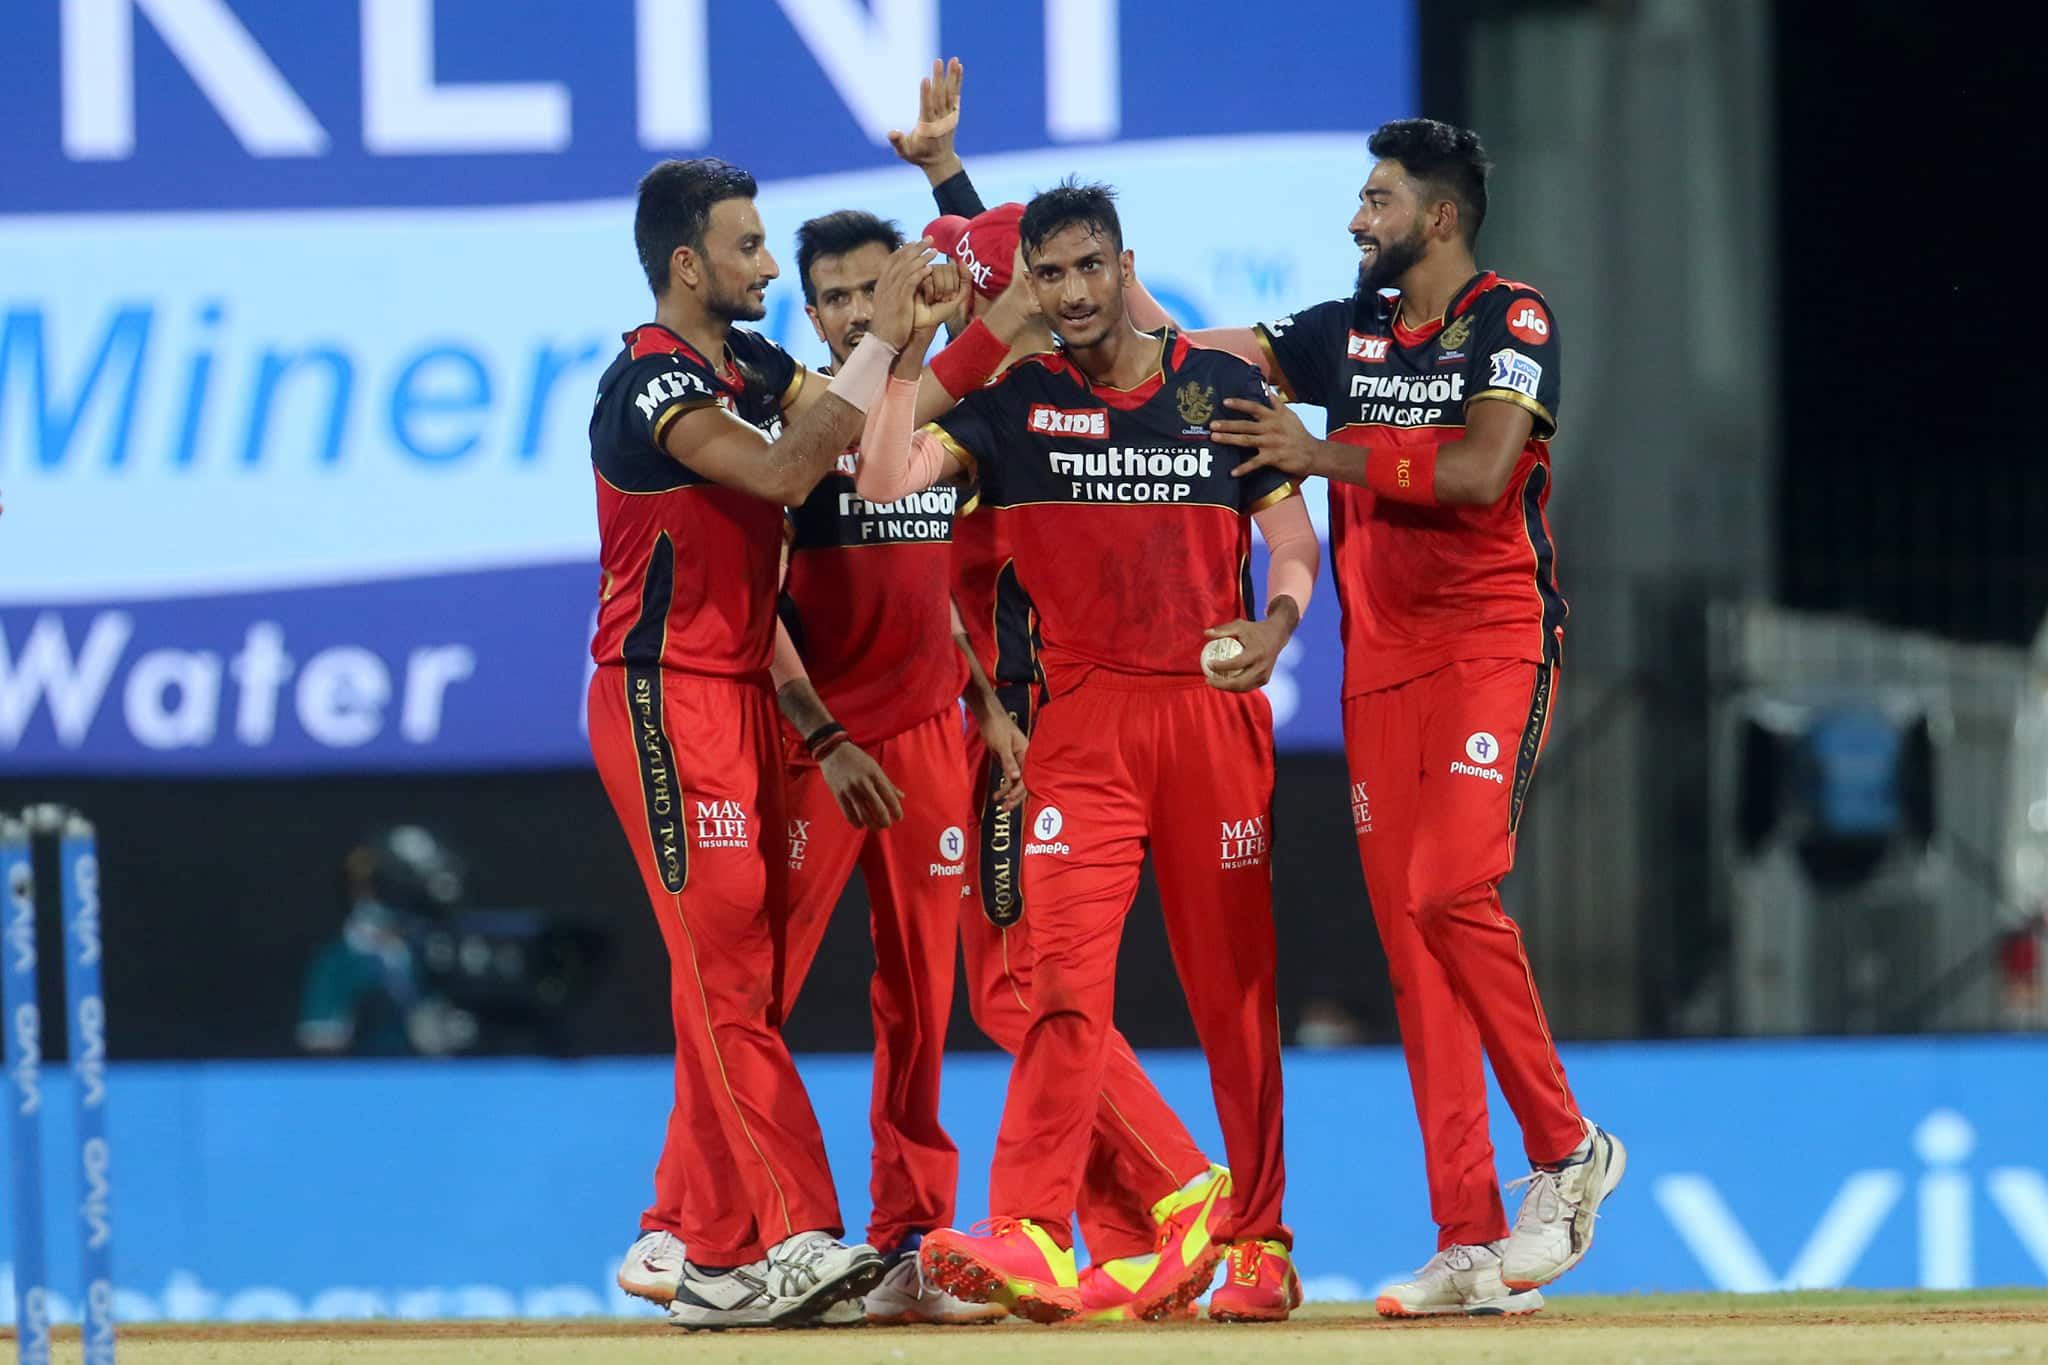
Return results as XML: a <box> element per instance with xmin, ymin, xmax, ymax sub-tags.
<box><xmin>855</xmin><ymin>376</ymin><xmax>957</xmax><ymax>503</ymax></box>
<box><xmin>1124</xmin><ymin>273</ymin><xmax>1275</xmax><ymax>378</ymax></box>
<box><xmin>770</xmin><ymin>618</ymin><xmax>809</xmax><ymax>690</ymax></box>
<box><xmin>1252</xmin><ymin>494</ymin><xmax>1319</xmax><ymax>618</ymax></box>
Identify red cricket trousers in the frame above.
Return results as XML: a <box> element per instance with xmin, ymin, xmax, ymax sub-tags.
<box><xmin>1344</xmin><ymin>657</ymin><xmax>1588</xmax><ymax>1249</ymax></box>
<box><xmin>961</xmin><ymin>715</ymin><xmax>1210</xmax><ymax>1263</ymax></box>
<box><xmin>776</xmin><ymin>707</ymin><xmax>971</xmax><ymax>1254</ymax></box>
<box><xmin>588</xmin><ymin>665</ymin><xmax>843</xmax><ymax>1265</ymax></box>
<box><xmin>988</xmin><ymin>676</ymin><xmax>1286</xmax><ymax>1248</ymax></box>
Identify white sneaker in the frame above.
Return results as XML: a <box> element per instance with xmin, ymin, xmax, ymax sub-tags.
<box><xmin>666</xmin><ymin>1259</ymin><xmax>781</xmax><ymax>1329</ymax></box>
<box><xmin>762</xmin><ymin>1231</ymin><xmax>886</xmax><ymax>1326</ymax></box>
<box><xmin>865</xmin><ymin>1246</ymin><xmax>1010</xmax><ymax>1325</ymax></box>
<box><xmin>1374</xmin><ymin>1242</ymin><xmax>1545</xmax><ymax>1318</ymax></box>
<box><xmin>1502</xmin><ymin>1125</ymin><xmax>1627</xmax><ymax>1289</ymax></box>
<box><xmin>617</xmin><ymin>1229</ymin><xmax>686</xmax><ymax>1305</ymax></box>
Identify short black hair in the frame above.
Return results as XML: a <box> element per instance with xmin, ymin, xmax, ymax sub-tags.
<box><xmin>1367</xmin><ymin>119</ymin><xmax>1492</xmax><ymax>244</ymax></box>
<box><xmin>793</xmin><ymin>210</ymin><xmax>905</xmax><ymax>306</ymax></box>
<box><xmin>634</xmin><ymin>157</ymin><xmax>758</xmax><ymax>295</ymax></box>
<box><xmin>1019</xmin><ymin>178</ymin><xmax>1123</xmax><ymax>259</ymax></box>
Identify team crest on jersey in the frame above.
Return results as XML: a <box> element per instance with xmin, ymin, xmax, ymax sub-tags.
<box><xmin>1175</xmin><ymin>381</ymin><xmax>1217</xmax><ymax>427</ymax></box>
<box><xmin>1438</xmin><ymin>313</ymin><xmax>1475</xmax><ymax>352</ymax></box>
<box><xmin>1029</xmin><ymin>404</ymin><xmax>1110</xmax><ymax>438</ymax></box>
<box><xmin>1346</xmin><ymin>332</ymin><xmax>1391</xmax><ymax>363</ymax></box>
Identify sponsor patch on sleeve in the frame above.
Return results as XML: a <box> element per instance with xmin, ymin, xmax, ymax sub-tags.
<box><xmin>1505</xmin><ymin>298</ymin><xmax>1552</xmax><ymax>344</ymax></box>
<box><xmin>1486</xmin><ymin>348</ymin><xmax>1544</xmax><ymax>400</ymax></box>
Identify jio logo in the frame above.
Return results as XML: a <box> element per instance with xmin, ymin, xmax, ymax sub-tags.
<box><xmin>938</xmin><ymin>826</ymin><xmax>965</xmax><ymax>861</ymax></box>
<box><xmin>1034</xmin><ymin>807</ymin><xmax>1064</xmax><ymax>839</ymax></box>
<box><xmin>1465</xmin><ymin>731</ymin><xmax>1500</xmax><ymax>764</ymax></box>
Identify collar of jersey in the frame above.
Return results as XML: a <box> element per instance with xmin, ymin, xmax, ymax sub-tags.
<box><xmin>1382</xmin><ymin>271</ymin><xmax>1498</xmax><ymax>347</ymax></box>
<box><xmin>628</xmin><ymin>322</ymin><xmax>743</xmax><ymax>386</ymax></box>
<box><xmin>1038</xmin><ymin>327</ymin><xmax>1180</xmax><ymax>410</ymax></box>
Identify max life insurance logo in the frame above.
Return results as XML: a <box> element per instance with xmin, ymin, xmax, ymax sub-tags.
<box><xmin>1656</xmin><ymin>1109</ymin><xmax>2048</xmax><ymax>1290</ymax></box>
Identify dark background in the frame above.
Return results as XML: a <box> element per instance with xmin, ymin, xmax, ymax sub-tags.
<box><xmin>5</xmin><ymin>0</ymin><xmax>2034</xmax><ymax>1061</ymax></box>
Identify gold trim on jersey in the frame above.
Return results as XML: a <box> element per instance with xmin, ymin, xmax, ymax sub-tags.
<box><xmin>1248</xmin><ymin>481</ymin><xmax>1299</xmax><ymax>512</ymax></box>
<box><xmin>1251</xmin><ymin>326</ymin><xmax>1297</xmax><ymax>401</ymax></box>
<box><xmin>780</xmin><ymin>362</ymin><xmax>808</xmax><ymax>410</ymax></box>
<box><xmin>979</xmin><ymin>497</ymin><xmax>1247</xmax><ymax>513</ymax></box>
<box><xmin>1468</xmin><ymin>388</ymin><xmax>1557</xmax><ymax>437</ymax></box>
<box><xmin>595</xmin><ymin>465</ymin><xmax>719</xmax><ymax>497</ymax></box>
<box><xmin>923</xmin><ymin>423</ymin><xmax>981</xmax><ymax>483</ymax></box>
<box><xmin>650</xmin><ymin>397</ymin><xmax>719</xmax><ymax>451</ymax></box>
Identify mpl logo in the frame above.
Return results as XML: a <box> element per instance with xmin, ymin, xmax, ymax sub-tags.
<box><xmin>1346</xmin><ymin>332</ymin><xmax>1390</xmax><ymax>362</ymax></box>
<box><xmin>1656</xmin><ymin>1110</ymin><xmax>2048</xmax><ymax>1290</ymax></box>
<box><xmin>1028</xmin><ymin>405</ymin><xmax>1109</xmax><ymax>439</ymax></box>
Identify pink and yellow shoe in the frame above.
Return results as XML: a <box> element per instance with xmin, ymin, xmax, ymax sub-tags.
<box><xmin>1208</xmin><ymin>1237</ymin><xmax>1302</xmax><ymax>1322</ymax></box>
<box><xmin>920</xmin><ymin>1219</ymin><xmax>1081</xmax><ymax>1324</ymax></box>
<box><xmin>1072</xmin><ymin>1256</ymin><xmax>1194</xmax><ymax>1322</ymax></box>
<box><xmin>1113</xmin><ymin>1165</ymin><xmax>1229</xmax><ymax>1321</ymax></box>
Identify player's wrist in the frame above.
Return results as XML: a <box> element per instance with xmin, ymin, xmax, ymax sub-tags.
<box><xmin>924</xmin><ymin>153</ymin><xmax>965</xmax><ymax>184</ymax></box>
<box><xmin>1263</xmin><ymin>595</ymin><xmax>1302</xmax><ymax>636</ymax></box>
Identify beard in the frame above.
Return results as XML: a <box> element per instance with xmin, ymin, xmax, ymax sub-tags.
<box><xmin>707</xmin><ymin>277</ymin><xmax>768</xmax><ymax>323</ymax></box>
<box><xmin>1357</xmin><ymin>222</ymin><xmax>1427</xmax><ymax>294</ymax></box>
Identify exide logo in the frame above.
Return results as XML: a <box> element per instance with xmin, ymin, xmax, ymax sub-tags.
<box><xmin>1028</xmin><ymin>405</ymin><xmax>1109</xmax><ymax>439</ymax></box>
<box><xmin>1346</xmin><ymin>332</ymin><xmax>1390</xmax><ymax>362</ymax></box>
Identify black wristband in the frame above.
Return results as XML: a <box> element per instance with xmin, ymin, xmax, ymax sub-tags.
<box><xmin>932</xmin><ymin>168</ymin><xmax>986</xmax><ymax>219</ymax></box>
<box><xmin>803</xmin><ymin>721</ymin><xmax>846</xmax><ymax>756</ymax></box>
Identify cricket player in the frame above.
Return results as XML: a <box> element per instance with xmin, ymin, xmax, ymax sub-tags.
<box><xmin>892</xmin><ymin>62</ymin><xmax>1241</xmax><ymax>1324</ymax></box>
<box><xmin>589</xmin><ymin>157</ymin><xmax>1016</xmax><ymax>1329</ymax></box>
<box><xmin>1175</xmin><ymin>118</ymin><xmax>1627</xmax><ymax>1317</ymax></box>
<box><xmin>764</xmin><ymin>205</ymin><xmax>1027</xmax><ymax>1325</ymax></box>
<box><xmin>853</xmin><ymin>179</ymin><xmax>1322</xmax><ymax>1324</ymax></box>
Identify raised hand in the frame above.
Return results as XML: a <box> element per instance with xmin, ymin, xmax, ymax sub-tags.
<box><xmin>871</xmin><ymin>237</ymin><xmax>940</xmax><ymax>351</ymax></box>
<box><xmin>887</xmin><ymin>57</ymin><xmax>964</xmax><ymax>172</ymax></box>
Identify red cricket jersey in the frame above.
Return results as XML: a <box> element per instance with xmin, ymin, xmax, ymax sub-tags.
<box><xmin>1255</xmin><ymin>272</ymin><xmax>1566</xmax><ymax>696</ymax></box>
<box><xmin>925</xmin><ymin>330</ymin><xmax>1295</xmax><ymax>696</ymax></box>
<box><xmin>781</xmin><ymin>449</ymin><xmax>966</xmax><ymax>743</ymax></box>
<box><xmin>587</xmin><ymin>323</ymin><xmax>806</xmax><ymax>678</ymax></box>
<box><xmin>948</xmin><ymin>497</ymin><xmax>1041</xmax><ymax>691</ymax></box>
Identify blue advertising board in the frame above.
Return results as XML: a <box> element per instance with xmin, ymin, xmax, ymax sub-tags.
<box><xmin>2</xmin><ymin>1037</ymin><xmax>2045</xmax><ymax>1323</ymax></box>
<box><xmin>1</xmin><ymin>1</ymin><xmax>1421</xmax><ymax>772</ymax></box>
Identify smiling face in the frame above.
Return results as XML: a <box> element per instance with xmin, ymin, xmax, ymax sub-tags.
<box><xmin>1024</xmin><ymin>223</ymin><xmax>1132</xmax><ymax>350</ymax></box>
<box><xmin>1348</xmin><ymin>158</ymin><xmax>1432</xmax><ymax>294</ymax></box>
<box><xmin>803</xmin><ymin>240</ymin><xmax>893</xmax><ymax>366</ymax></box>
<box><xmin>689</xmin><ymin>197</ymin><xmax>779</xmax><ymax>323</ymax></box>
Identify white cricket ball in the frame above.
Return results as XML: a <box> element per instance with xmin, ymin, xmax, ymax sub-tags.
<box><xmin>1201</xmin><ymin>636</ymin><xmax>1245</xmax><ymax>679</ymax></box>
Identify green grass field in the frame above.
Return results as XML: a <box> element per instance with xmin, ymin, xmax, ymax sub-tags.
<box><xmin>20</xmin><ymin>1291</ymin><xmax>2048</xmax><ymax>1364</ymax></box>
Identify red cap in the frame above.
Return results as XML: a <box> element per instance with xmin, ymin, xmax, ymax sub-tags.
<box><xmin>923</xmin><ymin>202</ymin><xmax>1024</xmax><ymax>299</ymax></box>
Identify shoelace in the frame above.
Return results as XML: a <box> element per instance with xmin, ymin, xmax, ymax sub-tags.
<box><xmin>1506</xmin><ymin>1169</ymin><xmax>1569</xmax><ymax>1225</ymax></box>
<box><xmin>968</xmin><ymin>1216</ymin><xmax>1026</xmax><ymax>1239</ymax></box>
<box><xmin>770</xmin><ymin>1233</ymin><xmax>836</xmax><ymax>1292</ymax></box>
<box><xmin>1230</xmin><ymin>1242</ymin><xmax>1265</xmax><ymax>1285</ymax></box>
